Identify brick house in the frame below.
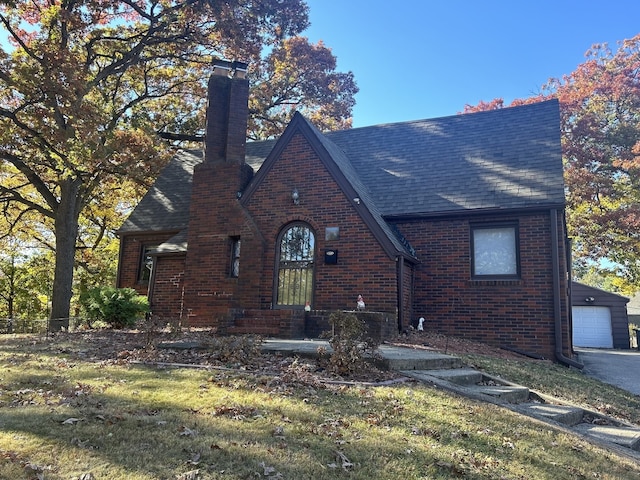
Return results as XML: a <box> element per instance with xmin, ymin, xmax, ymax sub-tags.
<box><xmin>117</xmin><ymin>60</ymin><xmax>576</xmax><ymax>362</ymax></box>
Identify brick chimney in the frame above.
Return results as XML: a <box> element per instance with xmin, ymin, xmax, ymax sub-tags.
<box><xmin>204</xmin><ymin>59</ymin><xmax>249</xmax><ymax>164</ymax></box>
<box><xmin>184</xmin><ymin>59</ymin><xmax>254</xmax><ymax>327</ymax></box>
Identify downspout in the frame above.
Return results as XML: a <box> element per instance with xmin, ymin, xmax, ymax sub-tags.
<box><xmin>550</xmin><ymin>208</ymin><xmax>583</xmax><ymax>369</ymax></box>
<box><xmin>147</xmin><ymin>256</ymin><xmax>158</xmax><ymax>314</ymax></box>
<box><xmin>115</xmin><ymin>234</ymin><xmax>124</xmax><ymax>288</ymax></box>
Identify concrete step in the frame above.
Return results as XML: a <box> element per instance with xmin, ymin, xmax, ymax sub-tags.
<box><xmin>469</xmin><ymin>384</ymin><xmax>531</xmax><ymax>404</ymax></box>
<box><xmin>413</xmin><ymin>368</ymin><xmax>484</xmax><ymax>385</ymax></box>
<box><xmin>377</xmin><ymin>347</ymin><xmax>463</xmax><ymax>371</ymax></box>
<box><xmin>573</xmin><ymin>423</ymin><xmax>640</xmax><ymax>451</ymax></box>
<box><xmin>403</xmin><ymin>369</ymin><xmax>530</xmax><ymax>404</ymax></box>
<box><xmin>517</xmin><ymin>402</ymin><xmax>585</xmax><ymax>426</ymax></box>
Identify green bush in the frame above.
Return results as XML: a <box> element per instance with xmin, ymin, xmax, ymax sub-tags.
<box><xmin>80</xmin><ymin>287</ymin><xmax>149</xmax><ymax>329</ymax></box>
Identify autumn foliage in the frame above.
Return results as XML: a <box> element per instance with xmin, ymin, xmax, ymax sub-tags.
<box><xmin>465</xmin><ymin>35</ymin><xmax>640</xmax><ymax>289</ymax></box>
<box><xmin>0</xmin><ymin>0</ymin><xmax>357</xmax><ymax>322</ymax></box>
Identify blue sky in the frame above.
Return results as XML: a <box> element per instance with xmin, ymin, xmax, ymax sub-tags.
<box><xmin>304</xmin><ymin>1</ymin><xmax>640</xmax><ymax>127</ymax></box>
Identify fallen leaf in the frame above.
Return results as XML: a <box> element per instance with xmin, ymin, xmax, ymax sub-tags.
<box><xmin>179</xmin><ymin>426</ymin><xmax>197</xmax><ymax>437</ymax></box>
<box><xmin>334</xmin><ymin>450</ymin><xmax>354</xmax><ymax>470</ymax></box>
<box><xmin>62</xmin><ymin>417</ymin><xmax>81</xmax><ymax>425</ymax></box>
<box><xmin>176</xmin><ymin>469</ymin><xmax>200</xmax><ymax>480</ymax></box>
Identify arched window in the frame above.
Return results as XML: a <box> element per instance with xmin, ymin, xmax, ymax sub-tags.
<box><xmin>275</xmin><ymin>223</ymin><xmax>315</xmax><ymax>307</ymax></box>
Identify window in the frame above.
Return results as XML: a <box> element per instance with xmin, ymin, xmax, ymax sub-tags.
<box><xmin>230</xmin><ymin>237</ymin><xmax>241</xmax><ymax>278</ymax></box>
<box><xmin>325</xmin><ymin>227</ymin><xmax>339</xmax><ymax>241</ymax></box>
<box><xmin>138</xmin><ymin>245</ymin><xmax>157</xmax><ymax>283</ymax></box>
<box><xmin>275</xmin><ymin>224</ymin><xmax>315</xmax><ymax>307</ymax></box>
<box><xmin>471</xmin><ymin>224</ymin><xmax>519</xmax><ymax>278</ymax></box>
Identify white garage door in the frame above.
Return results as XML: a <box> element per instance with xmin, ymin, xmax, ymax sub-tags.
<box><xmin>573</xmin><ymin>306</ymin><xmax>613</xmax><ymax>348</ymax></box>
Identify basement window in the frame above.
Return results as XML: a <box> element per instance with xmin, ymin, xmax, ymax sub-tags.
<box><xmin>471</xmin><ymin>223</ymin><xmax>520</xmax><ymax>278</ymax></box>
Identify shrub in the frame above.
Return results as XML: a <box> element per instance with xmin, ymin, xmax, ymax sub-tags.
<box><xmin>321</xmin><ymin>310</ymin><xmax>380</xmax><ymax>376</ymax></box>
<box><xmin>206</xmin><ymin>334</ymin><xmax>264</xmax><ymax>365</ymax></box>
<box><xmin>80</xmin><ymin>287</ymin><xmax>149</xmax><ymax>329</ymax></box>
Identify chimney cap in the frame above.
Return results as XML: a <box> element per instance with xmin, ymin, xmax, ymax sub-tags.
<box><xmin>212</xmin><ymin>59</ymin><xmax>233</xmax><ymax>76</ymax></box>
<box><xmin>212</xmin><ymin>59</ymin><xmax>249</xmax><ymax>79</ymax></box>
<box><xmin>232</xmin><ymin>60</ymin><xmax>248</xmax><ymax>79</ymax></box>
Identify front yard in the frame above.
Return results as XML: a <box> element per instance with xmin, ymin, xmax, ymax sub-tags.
<box><xmin>1</xmin><ymin>330</ymin><xmax>639</xmax><ymax>479</ymax></box>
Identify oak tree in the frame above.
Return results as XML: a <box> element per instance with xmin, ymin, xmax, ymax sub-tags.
<box><xmin>0</xmin><ymin>0</ymin><xmax>357</xmax><ymax>325</ymax></box>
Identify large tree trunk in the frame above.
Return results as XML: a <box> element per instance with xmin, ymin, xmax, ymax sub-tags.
<box><xmin>49</xmin><ymin>178</ymin><xmax>81</xmax><ymax>331</ymax></box>
<box><xmin>7</xmin><ymin>255</ymin><xmax>15</xmax><ymax>321</ymax></box>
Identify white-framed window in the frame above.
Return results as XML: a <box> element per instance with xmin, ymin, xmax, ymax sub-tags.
<box><xmin>471</xmin><ymin>224</ymin><xmax>519</xmax><ymax>278</ymax></box>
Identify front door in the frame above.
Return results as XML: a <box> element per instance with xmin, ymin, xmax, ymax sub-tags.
<box><xmin>275</xmin><ymin>223</ymin><xmax>315</xmax><ymax>308</ymax></box>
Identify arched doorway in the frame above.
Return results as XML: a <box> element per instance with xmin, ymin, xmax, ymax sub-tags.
<box><xmin>275</xmin><ymin>223</ymin><xmax>315</xmax><ymax>308</ymax></box>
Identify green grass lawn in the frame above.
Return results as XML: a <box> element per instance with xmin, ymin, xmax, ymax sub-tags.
<box><xmin>1</xmin><ymin>334</ymin><xmax>640</xmax><ymax>479</ymax></box>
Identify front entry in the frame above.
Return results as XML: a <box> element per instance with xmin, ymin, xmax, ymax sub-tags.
<box><xmin>275</xmin><ymin>223</ymin><xmax>315</xmax><ymax>308</ymax></box>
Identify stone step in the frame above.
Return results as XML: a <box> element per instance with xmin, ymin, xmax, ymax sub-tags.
<box><xmin>517</xmin><ymin>402</ymin><xmax>585</xmax><ymax>426</ymax></box>
<box><xmin>573</xmin><ymin>423</ymin><xmax>640</xmax><ymax>451</ymax></box>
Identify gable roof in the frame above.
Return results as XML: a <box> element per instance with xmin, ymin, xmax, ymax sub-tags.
<box><xmin>241</xmin><ymin>112</ymin><xmax>413</xmax><ymax>258</ymax></box>
<box><xmin>572</xmin><ymin>281</ymin><xmax>630</xmax><ymax>304</ymax></box>
<box><xmin>118</xmin><ymin>100</ymin><xmax>563</xmax><ymax>238</ymax></box>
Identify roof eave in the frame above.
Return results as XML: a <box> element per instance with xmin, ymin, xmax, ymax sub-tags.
<box><xmin>115</xmin><ymin>228</ymin><xmax>183</xmax><ymax>237</ymax></box>
<box><xmin>384</xmin><ymin>203</ymin><xmax>566</xmax><ymax>222</ymax></box>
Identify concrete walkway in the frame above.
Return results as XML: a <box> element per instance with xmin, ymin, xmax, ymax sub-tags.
<box><xmin>262</xmin><ymin>339</ymin><xmax>640</xmax><ymax>459</ymax></box>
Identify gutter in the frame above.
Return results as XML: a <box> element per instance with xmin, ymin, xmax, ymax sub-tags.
<box><xmin>550</xmin><ymin>208</ymin><xmax>583</xmax><ymax>369</ymax></box>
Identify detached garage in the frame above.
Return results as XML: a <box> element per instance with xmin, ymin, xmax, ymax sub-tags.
<box><xmin>572</xmin><ymin>282</ymin><xmax>630</xmax><ymax>349</ymax></box>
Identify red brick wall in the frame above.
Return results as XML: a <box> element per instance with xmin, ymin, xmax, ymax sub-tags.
<box><xmin>244</xmin><ymin>132</ymin><xmax>399</xmax><ymax>313</ymax></box>
<box><xmin>181</xmin><ymin>130</ymin><xmax>400</xmax><ymax>332</ymax></box>
<box><xmin>394</xmin><ymin>211</ymin><xmax>570</xmax><ymax>359</ymax></box>
<box><xmin>205</xmin><ymin>73</ymin><xmax>249</xmax><ymax>164</ymax></box>
<box><xmin>117</xmin><ymin>232</ymin><xmax>179</xmax><ymax>295</ymax></box>
<box><xmin>149</xmin><ymin>254</ymin><xmax>186</xmax><ymax>320</ymax></box>
<box><xmin>183</xmin><ymin>161</ymin><xmax>265</xmax><ymax>327</ymax></box>
<box><xmin>401</xmin><ymin>259</ymin><xmax>413</xmax><ymax>331</ymax></box>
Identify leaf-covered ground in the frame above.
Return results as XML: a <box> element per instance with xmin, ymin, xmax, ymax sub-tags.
<box><xmin>2</xmin><ymin>330</ymin><xmax>640</xmax><ymax>479</ymax></box>
<box><xmin>32</xmin><ymin>328</ymin><xmax>533</xmax><ymax>384</ymax></box>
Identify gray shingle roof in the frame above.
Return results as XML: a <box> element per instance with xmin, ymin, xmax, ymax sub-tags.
<box><xmin>291</xmin><ymin>113</ymin><xmax>413</xmax><ymax>256</ymax></box>
<box><xmin>117</xmin><ymin>149</ymin><xmax>200</xmax><ymax>234</ymax></box>
<box><xmin>324</xmin><ymin>99</ymin><xmax>563</xmax><ymax>217</ymax></box>
<box><xmin>119</xmin><ymin>100</ymin><xmax>563</xmax><ymax>239</ymax></box>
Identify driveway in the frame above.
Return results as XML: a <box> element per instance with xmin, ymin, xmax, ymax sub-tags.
<box><xmin>576</xmin><ymin>348</ymin><xmax>640</xmax><ymax>395</ymax></box>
